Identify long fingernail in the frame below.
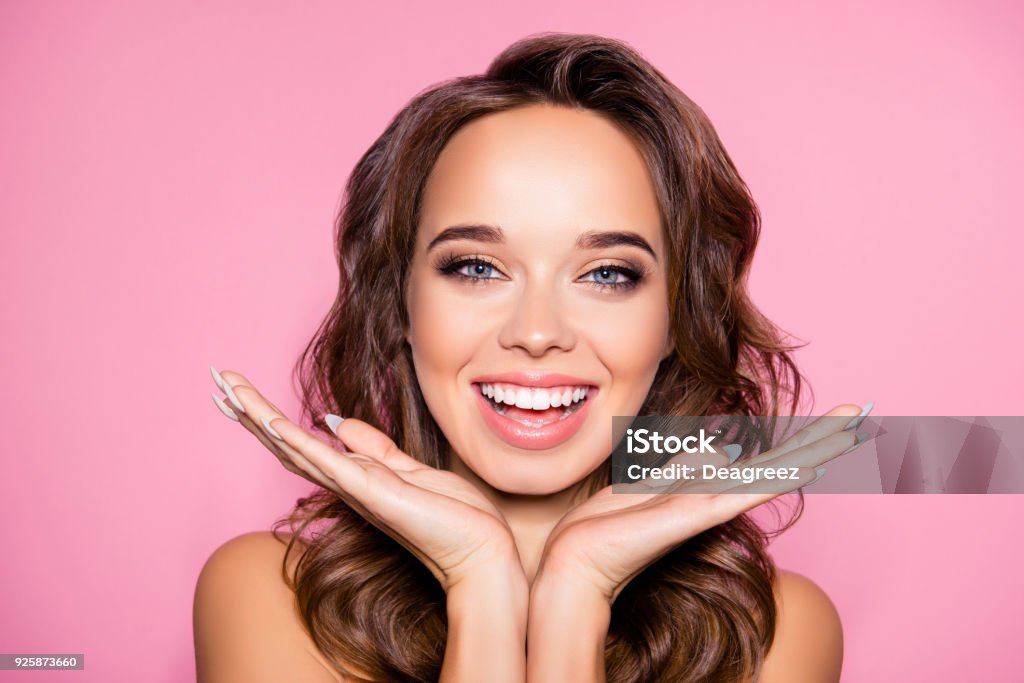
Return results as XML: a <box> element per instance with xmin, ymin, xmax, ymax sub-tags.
<box><xmin>210</xmin><ymin>365</ymin><xmax>245</xmax><ymax>414</ymax></box>
<box><xmin>721</xmin><ymin>443</ymin><xmax>742</xmax><ymax>464</ymax></box>
<box><xmin>211</xmin><ymin>393</ymin><xmax>239</xmax><ymax>421</ymax></box>
<box><xmin>812</xmin><ymin>467</ymin><xmax>827</xmax><ymax>483</ymax></box>
<box><xmin>210</xmin><ymin>365</ymin><xmax>226</xmax><ymax>391</ymax></box>
<box><xmin>223</xmin><ymin>383</ymin><xmax>244</xmax><ymax>414</ymax></box>
<box><xmin>844</xmin><ymin>401</ymin><xmax>874</xmax><ymax>430</ymax></box>
<box><xmin>260</xmin><ymin>415</ymin><xmax>282</xmax><ymax>439</ymax></box>
<box><xmin>841</xmin><ymin>430</ymin><xmax>871</xmax><ymax>455</ymax></box>
<box><xmin>325</xmin><ymin>414</ymin><xmax>344</xmax><ymax>435</ymax></box>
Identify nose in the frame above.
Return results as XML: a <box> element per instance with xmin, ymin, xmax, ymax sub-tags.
<box><xmin>497</xmin><ymin>280</ymin><xmax>577</xmax><ymax>357</ymax></box>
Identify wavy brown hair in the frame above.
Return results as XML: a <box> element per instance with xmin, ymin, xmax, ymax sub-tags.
<box><xmin>271</xmin><ymin>32</ymin><xmax>811</xmax><ymax>683</ymax></box>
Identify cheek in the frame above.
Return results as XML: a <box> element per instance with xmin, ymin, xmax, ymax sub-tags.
<box><xmin>406</xmin><ymin>275</ymin><xmax>484</xmax><ymax>381</ymax></box>
<box><xmin>586</xmin><ymin>291</ymin><xmax>670</xmax><ymax>390</ymax></box>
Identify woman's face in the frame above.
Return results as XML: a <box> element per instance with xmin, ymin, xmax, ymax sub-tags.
<box><xmin>405</xmin><ymin>103</ymin><xmax>672</xmax><ymax>495</ymax></box>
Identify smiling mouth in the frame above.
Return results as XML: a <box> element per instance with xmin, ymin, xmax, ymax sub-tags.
<box><xmin>474</xmin><ymin>382</ymin><xmax>593</xmax><ymax>427</ymax></box>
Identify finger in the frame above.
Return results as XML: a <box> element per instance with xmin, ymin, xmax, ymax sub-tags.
<box><xmin>256</xmin><ymin>419</ymin><xmax>392</xmax><ymax>526</ymax></box>
<box><xmin>346</xmin><ymin>453</ymin><xmax>380</xmax><ymax>467</ymax></box>
<box><xmin>222</xmin><ymin>380</ymin><xmax>307</xmax><ymax>459</ymax></box>
<box><xmin>666</xmin><ymin>442</ymin><xmax>734</xmax><ymax>469</ymax></box>
<box><xmin>214</xmin><ymin>370</ymin><xmax>418</xmax><ymax>476</ymax></box>
<box><xmin>233</xmin><ymin>410</ymin><xmax>337</xmax><ymax>490</ymax></box>
<box><xmin>745</xmin><ymin>404</ymin><xmax>863</xmax><ymax>465</ymax></box>
<box><xmin>700</xmin><ymin>462</ymin><xmax>819</xmax><ymax>493</ymax></box>
<box><xmin>613</xmin><ymin>479</ymin><xmax>672</xmax><ymax>496</ymax></box>
<box><xmin>267</xmin><ymin>416</ymin><xmax>455</xmax><ymax>532</ymax></box>
<box><xmin>619</xmin><ymin>444</ymin><xmax>738</xmax><ymax>495</ymax></box>
<box><xmin>266</xmin><ymin>416</ymin><xmax>373</xmax><ymax>492</ymax></box>
<box><xmin>676</xmin><ymin>466</ymin><xmax>765</xmax><ymax>495</ymax></box>
<box><xmin>719</xmin><ymin>466</ymin><xmax>818</xmax><ymax>497</ymax></box>
<box><xmin>704</xmin><ymin>467</ymin><xmax>818</xmax><ymax>521</ymax></box>
<box><xmin>759</xmin><ymin>428</ymin><xmax>858</xmax><ymax>472</ymax></box>
<box><xmin>216</xmin><ymin>369</ymin><xmax>286</xmax><ymax>415</ymax></box>
<box><xmin>210</xmin><ymin>366</ymin><xmax>246</xmax><ymax>414</ymax></box>
<box><xmin>211</xmin><ymin>371</ymin><xmax>332</xmax><ymax>486</ymax></box>
<box><xmin>667</xmin><ymin>459</ymin><xmax>793</xmax><ymax>496</ymax></box>
<box><xmin>683</xmin><ymin>430</ymin><xmax>853</xmax><ymax>492</ymax></box>
<box><xmin>211</xmin><ymin>368</ymin><xmax>294</xmax><ymax>456</ymax></box>
<box><xmin>331</xmin><ymin>417</ymin><xmax>426</xmax><ymax>472</ymax></box>
<box><xmin>270</xmin><ymin>416</ymin><xmax>494</xmax><ymax>584</ymax></box>
<box><xmin>224</xmin><ymin>397</ymin><xmax>442</xmax><ymax>576</ymax></box>
<box><xmin>213</xmin><ymin>371</ymin><xmax>416</xmax><ymax>527</ymax></box>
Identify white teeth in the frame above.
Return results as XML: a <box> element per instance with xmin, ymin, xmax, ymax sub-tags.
<box><xmin>477</xmin><ymin>382</ymin><xmax>592</xmax><ymax>411</ymax></box>
<box><xmin>515</xmin><ymin>388</ymin><xmax>532</xmax><ymax>409</ymax></box>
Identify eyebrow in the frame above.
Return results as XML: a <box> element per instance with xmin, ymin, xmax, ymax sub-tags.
<box><xmin>426</xmin><ymin>224</ymin><xmax>658</xmax><ymax>261</ymax></box>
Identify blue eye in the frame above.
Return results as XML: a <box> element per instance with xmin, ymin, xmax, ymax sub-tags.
<box><xmin>437</xmin><ymin>257</ymin><xmax>503</xmax><ymax>282</ymax></box>
<box><xmin>436</xmin><ymin>256</ymin><xmax>646</xmax><ymax>292</ymax></box>
<box><xmin>455</xmin><ymin>260</ymin><xmax>499</xmax><ymax>279</ymax></box>
<box><xmin>588</xmin><ymin>267</ymin><xmax>624</xmax><ymax>286</ymax></box>
<box><xmin>436</xmin><ymin>259</ymin><xmax>507</xmax><ymax>286</ymax></box>
<box><xmin>582</xmin><ymin>265</ymin><xmax>643</xmax><ymax>291</ymax></box>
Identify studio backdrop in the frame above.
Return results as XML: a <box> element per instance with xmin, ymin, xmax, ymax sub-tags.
<box><xmin>2</xmin><ymin>1</ymin><xmax>1022</xmax><ymax>681</ymax></box>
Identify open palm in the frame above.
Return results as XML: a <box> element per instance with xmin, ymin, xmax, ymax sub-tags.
<box><xmin>212</xmin><ymin>368</ymin><xmax>521</xmax><ymax>591</ymax></box>
<box><xmin>538</xmin><ymin>405</ymin><xmax>865</xmax><ymax>603</ymax></box>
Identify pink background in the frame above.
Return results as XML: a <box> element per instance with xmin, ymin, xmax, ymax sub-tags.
<box><xmin>2</xmin><ymin>1</ymin><xmax>1022</xmax><ymax>681</ymax></box>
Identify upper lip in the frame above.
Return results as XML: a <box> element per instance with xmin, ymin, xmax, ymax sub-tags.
<box><xmin>470</xmin><ymin>371</ymin><xmax>597</xmax><ymax>388</ymax></box>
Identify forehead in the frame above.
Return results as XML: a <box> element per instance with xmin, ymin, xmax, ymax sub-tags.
<box><xmin>417</xmin><ymin>104</ymin><xmax>663</xmax><ymax>249</ymax></box>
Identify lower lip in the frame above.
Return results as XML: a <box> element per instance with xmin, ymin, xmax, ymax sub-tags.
<box><xmin>473</xmin><ymin>385</ymin><xmax>597</xmax><ymax>450</ymax></box>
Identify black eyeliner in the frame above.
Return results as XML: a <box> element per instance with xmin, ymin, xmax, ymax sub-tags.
<box><xmin>433</xmin><ymin>252</ymin><xmax>650</xmax><ymax>292</ymax></box>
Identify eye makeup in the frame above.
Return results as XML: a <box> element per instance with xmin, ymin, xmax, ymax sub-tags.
<box><xmin>432</xmin><ymin>252</ymin><xmax>651</xmax><ymax>292</ymax></box>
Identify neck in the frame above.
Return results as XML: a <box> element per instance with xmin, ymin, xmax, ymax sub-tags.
<box><xmin>447</xmin><ymin>454</ymin><xmax>602</xmax><ymax>584</ymax></box>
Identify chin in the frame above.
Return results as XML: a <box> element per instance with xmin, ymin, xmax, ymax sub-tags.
<box><xmin>472</xmin><ymin>456</ymin><xmax>605</xmax><ymax>497</ymax></box>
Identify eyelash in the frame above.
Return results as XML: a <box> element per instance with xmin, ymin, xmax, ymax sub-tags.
<box><xmin>434</xmin><ymin>254</ymin><xmax>649</xmax><ymax>292</ymax></box>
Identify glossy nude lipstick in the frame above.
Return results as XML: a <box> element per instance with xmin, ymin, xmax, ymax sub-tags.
<box><xmin>471</xmin><ymin>372</ymin><xmax>599</xmax><ymax>450</ymax></box>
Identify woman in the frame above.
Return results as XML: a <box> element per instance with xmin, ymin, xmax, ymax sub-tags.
<box><xmin>194</xmin><ymin>32</ymin><xmax>863</xmax><ymax>682</ymax></box>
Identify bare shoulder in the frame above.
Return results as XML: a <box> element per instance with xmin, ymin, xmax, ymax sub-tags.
<box><xmin>758</xmin><ymin>569</ymin><xmax>843</xmax><ymax>683</ymax></box>
<box><xmin>193</xmin><ymin>530</ymin><xmax>347</xmax><ymax>683</ymax></box>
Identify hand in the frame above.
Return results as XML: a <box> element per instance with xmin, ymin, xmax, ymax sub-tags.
<box><xmin>534</xmin><ymin>404</ymin><xmax>870</xmax><ymax>604</ymax></box>
<box><xmin>209</xmin><ymin>367</ymin><xmax>525</xmax><ymax>593</ymax></box>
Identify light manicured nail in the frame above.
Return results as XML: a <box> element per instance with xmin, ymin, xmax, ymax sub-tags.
<box><xmin>844</xmin><ymin>402</ymin><xmax>874</xmax><ymax>430</ymax></box>
<box><xmin>261</xmin><ymin>415</ymin><xmax>282</xmax><ymax>439</ymax></box>
<box><xmin>841</xmin><ymin>430</ymin><xmax>871</xmax><ymax>455</ymax></box>
<box><xmin>223</xmin><ymin>383</ymin><xmax>244</xmax><ymax>414</ymax></box>
<box><xmin>721</xmin><ymin>443</ymin><xmax>742</xmax><ymax>464</ymax></box>
<box><xmin>212</xmin><ymin>393</ymin><xmax>239</xmax><ymax>421</ymax></box>
<box><xmin>325</xmin><ymin>414</ymin><xmax>344</xmax><ymax>435</ymax></box>
<box><xmin>210</xmin><ymin>365</ymin><xmax>226</xmax><ymax>391</ymax></box>
<box><xmin>210</xmin><ymin>365</ymin><xmax>245</xmax><ymax>414</ymax></box>
<box><xmin>812</xmin><ymin>467</ymin><xmax>827</xmax><ymax>483</ymax></box>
